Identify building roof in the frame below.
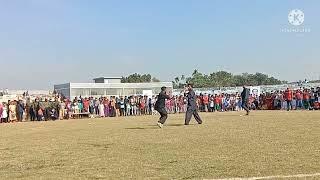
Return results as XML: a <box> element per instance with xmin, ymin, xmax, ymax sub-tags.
<box><xmin>93</xmin><ymin>77</ymin><xmax>122</xmax><ymax>80</ymax></box>
<box><xmin>54</xmin><ymin>82</ymin><xmax>173</xmax><ymax>89</ymax></box>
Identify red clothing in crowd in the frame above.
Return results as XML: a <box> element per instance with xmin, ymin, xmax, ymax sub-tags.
<box><xmin>295</xmin><ymin>91</ymin><xmax>302</xmax><ymax>100</ymax></box>
<box><xmin>265</xmin><ymin>96</ymin><xmax>273</xmax><ymax>110</ymax></box>
<box><xmin>140</xmin><ymin>101</ymin><xmax>145</xmax><ymax>109</ymax></box>
<box><xmin>249</xmin><ymin>96</ymin><xmax>254</xmax><ymax>103</ymax></box>
<box><xmin>218</xmin><ymin>96</ymin><xmax>223</xmax><ymax>104</ymax></box>
<box><xmin>199</xmin><ymin>97</ymin><xmax>204</xmax><ymax>106</ymax></box>
<box><xmin>303</xmin><ymin>91</ymin><xmax>310</xmax><ymax>100</ymax></box>
<box><xmin>83</xmin><ymin>100</ymin><xmax>89</xmax><ymax>111</ymax></box>
<box><xmin>284</xmin><ymin>89</ymin><xmax>293</xmax><ymax>101</ymax></box>
<box><xmin>214</xmin><ymin>97</ymin><xmax>220</xmax><ymax>104</ymax></box>
<box><xmin>203</xmin><ymin>95</ymin><xmax>209</xmax><ymax>105</ymax></box>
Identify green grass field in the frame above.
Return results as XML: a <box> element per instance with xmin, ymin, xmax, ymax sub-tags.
<box><xmin>1</xmin><ymin>111</ymin><xmax>320</xmax><ymax>179</ymax></box>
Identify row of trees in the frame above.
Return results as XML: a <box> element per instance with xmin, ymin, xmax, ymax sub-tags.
<box><xmin>121</xmin><ymin>73</ymin><xmax>160</xmax><ymax>83</ymax></box>
<box><xmin>310</xmin><ymin>80</ymin><xmax>320</xmax><ymax>83</ymax></box>
<box><xmin>173</xmin><ymin>70</ymin><xmax>286</xmax><ymax>88</ymax></box>
<box><xmin>121</xmin><ymin>70</ymin><xmax>286</xmax><ymax>88</ymax></box>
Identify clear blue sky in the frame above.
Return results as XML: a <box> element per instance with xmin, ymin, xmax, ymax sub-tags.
<box><xmin>0</xmin><ymin>0</ymin><xmax>319</xmax><ymax>89</ymax></box>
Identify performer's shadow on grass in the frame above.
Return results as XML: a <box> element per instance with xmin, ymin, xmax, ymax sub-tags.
<box><xmin>125</xmin><ymin>127</ymin><xmax>150</xmax><ymax>130</ymax></box>
<box><xmin>158</xmin><ymin>123</ymin><xmax>197</xmax><ymax>126</ymax></box>
<box><xmin>125</xmin><ymin>124</ymin><xmax>195</xmax><ymax>130</ymax></box>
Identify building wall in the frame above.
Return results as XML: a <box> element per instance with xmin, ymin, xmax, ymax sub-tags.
<box><xmin>105</xmin><ymin>79</ymin><xmax>121</xmax><ymax>83</ymax></box>
<box><xmin>54</xmin><ymin>82</ymin><xmax>172</xmax><ymax>99</ymax></box>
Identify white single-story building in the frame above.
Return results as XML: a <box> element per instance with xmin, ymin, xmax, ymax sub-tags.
<box><xmin>54</xmin><ymin>77</ymin><xmax>173</xmax><ymax>99</ymax></box>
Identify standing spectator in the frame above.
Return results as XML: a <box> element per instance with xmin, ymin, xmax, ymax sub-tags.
<box><xmin>25</xmin><ymin>97</ymin><xmax>31</xmax><ymax>121</ymax></box>
<box><xmin>1</xmin><ymin>102</ymin><xmax>8</xmax><ymax>123</ymax></box>
<box><xmin>126</xmin><ymin>98</ymin><xmax>131</xmax><ymax>116</ymax></box>
<box><xmin>83</xmin><ymin>98</ymin><xmax>89</xmax><ymax>113</ymax></box>
<box><xmin>148</xmin><ymin>98</ymin><xmax>152</xmax><ymax>115</ymax></box>
<box><xmin>203</xmin><ymin>93</ymin><xmax>209</xmax><ymax>112</ymax></box>
<box><xmin>9</xmin><ymin>101</ymin><xmax>17</xmax><ymax>123</ymax></box>
<box><xmin>0</xmin><ymin>103</ymin><xmax>3</xmax><ymax>123</ymax></box>
<box><xmin>104</xmin><ymin>98</ymin><xmax>110</xmax><ymax>117</ymax></box>
<box><xmin>230</xmin><ymin>95</ymin><xmax>236</xmax><ymax>111</ymax></box>
<box><xmin>94</xmin><ymin>98</ymin><xmax>100</xmax><ymax>115</ymax></box>
<box><xmin>130</xmin><ymin>97</ymin><xmax>136</xmax><ymax>115</ymax></box>
<box><xmin>78</xmin><ymin>100</ymin><xmax>83</xmax><ymax>113</ymax></box>
<box><xmin>42</xmin><ymin>99</ymin><xmax>49</xmax><ymax>120</ymax></box>
<box><xmin>279</xmin><ymin>92</ymin><xmax>286</xmax><ymax>110</ymax></box>
<box><xmin>284</xmin><ymin>88</ymin><xmax>293</xmax><ymax>111</ymax></box>
<box><xmin>99</xmin><ymin>99</ymin><xmax>105</xmax><ymax>117</ymax></box>
<box><xmin>124</xmin><ymin>96</ymin><xmax>129</xmax><ymax>116</ymax></box>
<box><xmin>17</xmin><ymin>100</ymin><xmax>25</xmax><ymax>122</ymax></box>
<box><xmin>316</xmin><ymin>87</ymin><xmax>320</xmax><ymax>102</ymax></box>
<box><xmin>110</xmin><ymin>98</ymin><xmax>116</xmax><ymax>117</ymax></box>
<box><xmin>115</xmin><ymin>97</ymin><xmax>120</xmax><ymax>117</ymax></box>
<box><xmin>209</xmin><ymin>95</ymin><xmax>214</xmax><ymax>112</ymax></box>
<box><xmin>214</xmin><ymin>95</ymin><xmax>220</xmax><ymax>112</ymax></box>
<box><xmin>236</xmin><ymin>94</ymin><xmax>241</xmax><ymax>111</ymax></box>
<box><xmin>139</xmin><ymin>98</ymin><xmax>145</xmax><ymax>115</ymax></box>
<box><xmin>310</xmin><ymin>88</ymin><xmax>316</xmax><ymax>109</ymax></box>
<box><xmin>29</xmin><ymin>103</ymin><xmax>36</xmax><ymax>121</ymax></box>
<box><xmin>172</xmin><ymin>96</ymin><xmax>178</xmax><ymax>113</ymax></box>
<box><xmin>59</xmin><ymin>99</ymin><xmax>66</xmax><ymax>120</ymax></box>
<box><xmin>89</xmin><ymin>97</ymin><xmax>94</xmax><ymax>117</ymax></box>
<box><xmin>119</xmin><ymin>97</ymin><xmax>125</xmax><ymax>116</ymax></box>
<box><xmin>66</xmin><ymin>99</ymin><xmax>71</xmax><ymax>119</ymax></box>
<box><xmin>295</xmin><ymin>89</ymin><xmax>303</xmax><ymax>109</ymax></box>
<box><xmin>303</xmin><ymin>89</ymin><xmax>310</xmax><ymax>110</ymax></box>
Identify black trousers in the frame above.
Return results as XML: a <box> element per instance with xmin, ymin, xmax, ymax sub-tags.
<box><xmin>89</xmin><ymin>106</ymin><xmax>94</xmax><ymax>114</ymax></box>
<box><xmin>44</xmin><ymin>108</ymin><xmax>50</xmax><ymax>120</ymax></box>
<box><xmin>156</xmin><ymin>107</ymin><xmax>168</xmax><ymax>124</ymax></box>
<box><xmin>185</xmin><ymin>108</ymin><xmax>202</xmax><ymax>125</ymax></box>
<box><xmin>242</xmin><ymin>100</ymin><xmax>250</xmax><ymax>113</ymax></box>
<box><xmin>30</xmin><ymin>111</ymin><xmax>36</xmax><ymax>121</ymax></box>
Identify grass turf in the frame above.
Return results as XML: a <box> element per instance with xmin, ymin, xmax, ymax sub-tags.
<box><xmin>0</xmin><ymin>111</ymin><xmax>319</xmax><ymax>179</ymax></box>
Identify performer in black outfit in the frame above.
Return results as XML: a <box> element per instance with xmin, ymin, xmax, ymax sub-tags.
<box><xmin>241</xmin><ymin>86</ymin><xmax>250</xmax><ymax>115</ymax></box>
<box><xmin>184</xmin><ymin>83</ymin><xmax>203</xmax><ymax>125</ymax></box>
<box><xmin>154</xmin><ymin>86</ymin><xmax>171</xmax><ymax>128</ymax></box>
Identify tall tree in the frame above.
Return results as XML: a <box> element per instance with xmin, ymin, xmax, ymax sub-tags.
<box><xmin>181</xmin><ymin>75</ymin><xmax>185</xmax><ymax>81</ymax></box>
<box><xmin>152</xmin><ymin>77</ymin><xmax>160</xmax><ymax>82</ymax></box>
<box><xmin>174</xmin><ymin>77</ymin><xmax>180</xmax><ymax>84</ymax></box>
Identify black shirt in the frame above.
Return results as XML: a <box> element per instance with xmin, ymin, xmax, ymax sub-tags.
<box><xmin>241</xmin><ymin>88</ymin><xmax>250</xmax><ymax>100</ymax></box>
<box><xmin>155</xmin><ymin>91</ymin><xmax>170</xmax><ymax>110</ymax></box>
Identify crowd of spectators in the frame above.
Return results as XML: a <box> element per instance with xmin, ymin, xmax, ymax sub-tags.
<box><xmin>0</xmin><ymin>87</ymin><xmax>319</xmax><ymax>123</ymax></box>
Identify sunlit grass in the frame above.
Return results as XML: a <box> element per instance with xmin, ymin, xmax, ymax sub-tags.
<box><xmin>0</xmin><ymin>111</ymin><xmax>319</xmax><ymax>179</ymax></box>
